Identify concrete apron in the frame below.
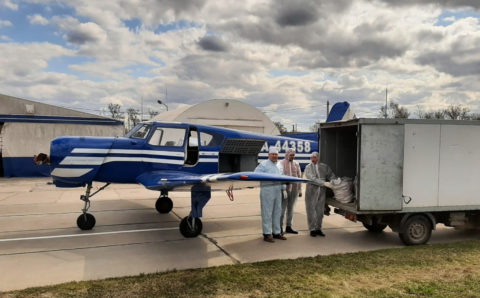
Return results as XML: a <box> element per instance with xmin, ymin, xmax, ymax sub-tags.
<box><xmin>0</xmin><ymin>178</ymin><xmax>478</xmax><ymax>291</ymax></box>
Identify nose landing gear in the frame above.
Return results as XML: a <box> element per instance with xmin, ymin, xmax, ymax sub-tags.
<box><xmin>155</xmin><ymin>190</ymin><xmax>173</xmax><ymax>214</ymax></box>
<box><xmin>76</xmin><ymin>183</ymin><xmax>110</xmax><ymax>230</ymax></box>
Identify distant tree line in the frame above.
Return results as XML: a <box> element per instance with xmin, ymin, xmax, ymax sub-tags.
<box><xmin>107</xmin><ymin>103</ymin><xmax>160</xmax><ymax>129</ymax></box>
<box><xmin>379</xmin><ymin>101</ymin><xmax>480</xmax><ymax>120</ymax></box>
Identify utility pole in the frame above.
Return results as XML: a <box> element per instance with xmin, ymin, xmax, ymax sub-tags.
<box><xmin>385</xmin><ymin>88</ymin><xmax>388</xmax><ymax>119</ymax></box>
<box><xmin>326</xmin><ymin>100</ymin><xmax>330</xmax><ymax>120</ymax></box>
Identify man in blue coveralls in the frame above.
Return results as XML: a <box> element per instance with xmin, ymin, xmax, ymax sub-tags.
<box><xmin>254</xmin><ymin>146</ymin><xmax>287</xmax><ymax>243</ymax></box>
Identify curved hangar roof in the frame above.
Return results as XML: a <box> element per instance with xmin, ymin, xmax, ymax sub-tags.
<box><xmin>153</xmin><ymin>99</ymin><xmax>280</xmax><ymax>135</ymax></box>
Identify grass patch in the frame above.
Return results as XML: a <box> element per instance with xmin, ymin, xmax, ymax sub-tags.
<box><xmin>3</xmin><ymin>240</ymin><xmax>480</xmax><ymax>297</ymax></box>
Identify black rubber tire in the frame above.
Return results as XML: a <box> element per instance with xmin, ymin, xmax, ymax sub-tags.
<box><xmin>155</xmin><ymin>197</ymin><xmax>173</xmax><ymax>214</ymax></box>
<box><xmin>179</xmin><ymin>216</ymin><xmax>203</xmax><ymax>238</ymax></box>
<box><xmin>362</xmin><ymin>222</ymin><xmax>387</xmax><ymax>233</ymax></box>
<box><xmin>399</xmin><ymin>215</ymin><xmax>432</xmax><ymax>245</ymax></box>
<box><xmin>77</xmin><ymin>213</ymin><xmax>96</xmax><ymax>230</ymax></box>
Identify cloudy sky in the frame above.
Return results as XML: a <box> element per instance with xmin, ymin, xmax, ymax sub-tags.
<box><xmin>1</xmin><ymin>0</ymin><xmax>479</xmax><ymax>131</ymax></box>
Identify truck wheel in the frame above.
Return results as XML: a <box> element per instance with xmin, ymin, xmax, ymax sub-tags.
<box><xmin>399</xmin><ymin>215</ymin><xmax>432</xmax><ymax>245</ymax></box>
<box><xmin>362</xmin><ymin>222</ymin><xmax>387</xmax><ymax>233</ymax></box>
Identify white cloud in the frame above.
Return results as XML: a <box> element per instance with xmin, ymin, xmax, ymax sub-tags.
<box><xmin>1</xmin><ymin>0</ymin><xmax>480</xmax><ymax>130</ymax></box>
<box><xmin>0</xmin><ymin>0</ymin><xmax>18</xmax><ymax>10</ymax></box>
<box><xmin>443</xmin><ymin>16</ymin><xmax>456</xmax><ymax>22</ymax></box>
<box><xmin>28</xmin><ymin>14</ymin><xmax>49</xmax><ymax>25</ymax></box>
<box><xmin>0</xmin><ymin>19</ymin><xmax>12</xmax><ymax>27</ymax></box>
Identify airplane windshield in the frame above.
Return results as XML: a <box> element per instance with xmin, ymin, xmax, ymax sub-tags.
<box><xmin>125</xmin><ymin>124</ymin><xmax>151</xmax><ymax>139</ymax></box>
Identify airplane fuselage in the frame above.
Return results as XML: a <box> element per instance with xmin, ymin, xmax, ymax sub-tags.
<box><xmin>49</xmin><ymin>121</ymin><xmax>317</xmax><ymax>188</ymax></box>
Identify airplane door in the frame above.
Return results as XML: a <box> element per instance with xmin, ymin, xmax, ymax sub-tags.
<box><xmin>185</xmin><ymin>127</ymin><xmax>199</xmax><ymax>166</ymax></box>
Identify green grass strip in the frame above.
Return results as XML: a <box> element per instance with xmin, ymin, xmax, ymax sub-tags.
<box><xmin>3</xmin><ymin>239</ymin><xmax>480</xmax><ymax>297</ymax></box>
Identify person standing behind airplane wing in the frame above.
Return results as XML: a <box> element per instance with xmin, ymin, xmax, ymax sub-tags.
<box><xmin>254</xmin><ymin>146</ymin><xmax>287</xmax><ymax>243</ymax></box>
<box><xmin>279</xmin><ymin>148</ymin><xmax>302</xmax><ymax>234</ymax></box>
<box><xmin>304</xmin><ymin>152</ymin><xmax>336</xmax><ymax>237</ymax></box>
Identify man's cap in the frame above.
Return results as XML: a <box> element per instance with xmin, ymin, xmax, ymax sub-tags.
<box><xmin>269</xmin><ymin>146</ymin><xmax>279</xmax><ymax>154</ymax></box>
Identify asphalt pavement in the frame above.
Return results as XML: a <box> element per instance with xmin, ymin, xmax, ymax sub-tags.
<box><xmin>0</xmin><ymin>177</ymin><xmax>479</xmax><ymax>291</ymax></box>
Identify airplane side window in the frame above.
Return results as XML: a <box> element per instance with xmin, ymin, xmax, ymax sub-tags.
<box><xmin>131</xmin><ymin>124</ymin><xmax>151</xmax><ymax>139</ymax></box>
<box><xmin>159</xmin><ymin>128</ymin><xmax>186</xmax><ymax>147</ymax></box>
<box><xmin>148</xmin><ymin>128</ymin><xmax>163</xmax><ymax>146</ymax></box>
<box><xmin>199</xmin><ymin>131</ymin><xmax>224</xmax><ymax>147</ymax></box>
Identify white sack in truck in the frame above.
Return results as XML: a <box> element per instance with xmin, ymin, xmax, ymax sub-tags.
<box><xmin>324</xmin><ymin>177</ymin><xmax>354</xmax><ymax>203</ymax></box>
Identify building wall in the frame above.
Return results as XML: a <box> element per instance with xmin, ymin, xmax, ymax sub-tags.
<box><xmin>1</xmin><ymin>122</ymin><xmax>123</xmax><ymax>177</ymax></box>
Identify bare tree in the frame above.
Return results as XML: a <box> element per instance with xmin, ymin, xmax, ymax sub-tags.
<box><xmin>126</xmin><ymin>108</ymin><xmax>140</xmax><ymax>128</ymax></box>
<box><xmin>310</xmin><ymin>121</ymin><xmax>321</xmax><ymax>132</ymax></box>
<box><xmin>149</xmin><ymin>110</ymin><xmax>159</xmax><ymax>119</ymax></box>
<box><xmin>274</xmin><ymin>121</ymin><xmax>287</xmax><ymax>134</ymax></box>
<box><xmin>108</xmin><ymin>103</ymin><xmax>122</xmax><ymax>119</ymax></box>
<box><xmin>379</xmin><ymin>101</ymin><xmax>409</xmax><ymax>119</ymax></box>
<box><xmin>469</xmin><ymin>113</ymin><xmax>480</xmax><ymax>120</ymax></box>
<box><xmin>444</xmin><ymin>104</ymin><xmax>470</xmax><ymax>120</ymax></box>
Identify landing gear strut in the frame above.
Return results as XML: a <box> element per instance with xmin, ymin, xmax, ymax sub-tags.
<box><xmin>178</xmin><ymin>184</ymin><xmax>210</xmax><ymax>238</ymax></box>
<box><xmin>76</xmin><ymin>183</ymin><xmax>110</xmax><ymax>230</ymax></box>
<box><xmin>155</xmin><ymin>189</ymin><xmax>173</xmax><ymax>214</ymax></box>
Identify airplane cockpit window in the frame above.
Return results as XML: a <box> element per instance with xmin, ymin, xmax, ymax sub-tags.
<box><xmin>199</xmin><ymin>131</ymin><xmax>224</xmax><ymax>147</ymax></box>
<box><xmin>127</xmin><ymin>124</ymin><xmax>151</xmax><ymax>139</ymax></box>
<box><xmin>148</xmin><ymin>127</ymin><xmax>186</xmax><ymax>147</ymax></box>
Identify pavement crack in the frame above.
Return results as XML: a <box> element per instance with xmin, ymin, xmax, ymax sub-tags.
<box><xmin>171</xmin><ymin>210</ymin><xmax>240</xmax><ymax>264</ymax></box>
<box><xmin>202</xmin><ymin>233</ymin><xmax>241</xmax><ymax>265</ymax></box>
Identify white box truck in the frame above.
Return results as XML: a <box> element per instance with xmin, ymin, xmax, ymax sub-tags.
<box><xmin>320</xmin><ymin>118</ymin><xmax>480</xmax><ymax>245</ymax></box>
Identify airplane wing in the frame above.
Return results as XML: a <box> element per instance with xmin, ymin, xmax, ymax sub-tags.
<box><xmin>136</xmin><ymin>170</ymin><xmax>309</xmax><ymax>191</ymax></box>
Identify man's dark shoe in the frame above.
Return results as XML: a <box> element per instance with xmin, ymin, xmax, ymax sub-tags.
<box><xmin>273</xmin><ymin>234</ymin><xmax>287</xmax><ymax>240</ymax></box>
<box><xmin>310</xmin><ymin>231</ymin><xmax>317</xmax><ymax>237</ymax></box>
<box><xmin>324</xmin><ymin>206</ymin><xmax>331</xmax><ymax>216</ymax></box>
<box><xmin>315</xmin><ymin>230</ymin><xmax>325</xmax><ymax>237</ymax></box>
<box><xmin>285</xmin><ymin>226</ymin><xmax>298</xmax><ymax>234</ymax></box>
<box><xmin>263</xmin><ymin>235</ymin><xmax>275</xmax><ymax>243</ymax></box>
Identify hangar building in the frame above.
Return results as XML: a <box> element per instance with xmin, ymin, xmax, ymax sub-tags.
<box><xmin>153</xmin><ymin>99</ymin><xmax>280</xmax><ymax>135</ymax></box>
<box><xmin>0</xmin><ymin>94</ymin><xmax>123</xmax><ymax>177</ymax></box>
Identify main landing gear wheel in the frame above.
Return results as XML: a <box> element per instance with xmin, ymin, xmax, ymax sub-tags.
<box><xmin>155</xmin><ymin>197</ymin><xmax>173</xmax><ymax>214</ymax></box>
<box><xmin>180</xmin><ymin>216</ymin><xmax>203</xmax><ymax>238</ymax></box>
<box><xmin>77</xmin><ymin>213</ymin><xmax>96</xmax><ymax>230</ymax></box>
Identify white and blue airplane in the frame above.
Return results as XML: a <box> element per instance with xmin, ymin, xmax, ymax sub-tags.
<box><xmin>36</xmin><ymin>121</ymin><xmax>317</xmax><ymax>237</ymax></box>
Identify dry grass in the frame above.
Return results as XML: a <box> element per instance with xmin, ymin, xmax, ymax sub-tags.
<box><xmin>3</xmin><ymin>239</ymin><xmax>480</xmax><ymax>297</ymax></box>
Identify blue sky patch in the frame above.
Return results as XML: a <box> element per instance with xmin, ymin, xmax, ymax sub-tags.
<box><xmin>118</xmin><ymin>63</ymin><xmax>156</xmax><ymax>78</ymax></box>
<box><xmin>155</xmin><ymin>20</ymin><xmax>202</xmax><ymax>33</ymax></box>
<box><xmin>124</xmin><ymin>18</ymin><xmax>142</xmax><ymax>31</ymax></box>
<box><xmin>0</xmin><ymin>1</ymin><xmax>89</xmax><ymax>46</ymax></box>
<box><xmin>45</xmin><ymin>56</ymin><xmax>96</xmax><ymax>74</ymax></box>
<box><xmin>269</xmin><ymin>69</ymin><xmax>307</xmax><ymax>77</ymax></box>
<box><xmin>435</xmin><ymin>9</ymin><xmax>480</xmax><ymax>26</ymax></box>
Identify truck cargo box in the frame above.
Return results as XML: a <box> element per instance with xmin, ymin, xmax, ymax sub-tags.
<box><xmin>320</xmin><ymin>118</ymin><xmax>480</xmax><ymax>245</ymax></box>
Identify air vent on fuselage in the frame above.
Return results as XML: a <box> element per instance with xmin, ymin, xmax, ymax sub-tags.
<box><xmin>220</xmin><ymin>139</ymin><xmax>265</xmax><ymax>155</ymax></box>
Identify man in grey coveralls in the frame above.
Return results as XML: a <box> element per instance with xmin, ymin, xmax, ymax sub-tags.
<box><xmin>304</xmin><ymin>152</ymin><xmax>336</xmax><ymax>237</ymax></box>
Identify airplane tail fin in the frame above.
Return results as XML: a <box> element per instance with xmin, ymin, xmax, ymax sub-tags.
<box><xmin>327</xmin><ymin>101</ymin><xmax>356</xmax><ymax>122</ymax></box>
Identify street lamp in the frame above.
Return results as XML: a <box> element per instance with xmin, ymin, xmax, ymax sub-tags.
<box><xmin>157</xmin><ymin>100</ymin><xmax>168</xmax><ymax>111</ymax></box>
